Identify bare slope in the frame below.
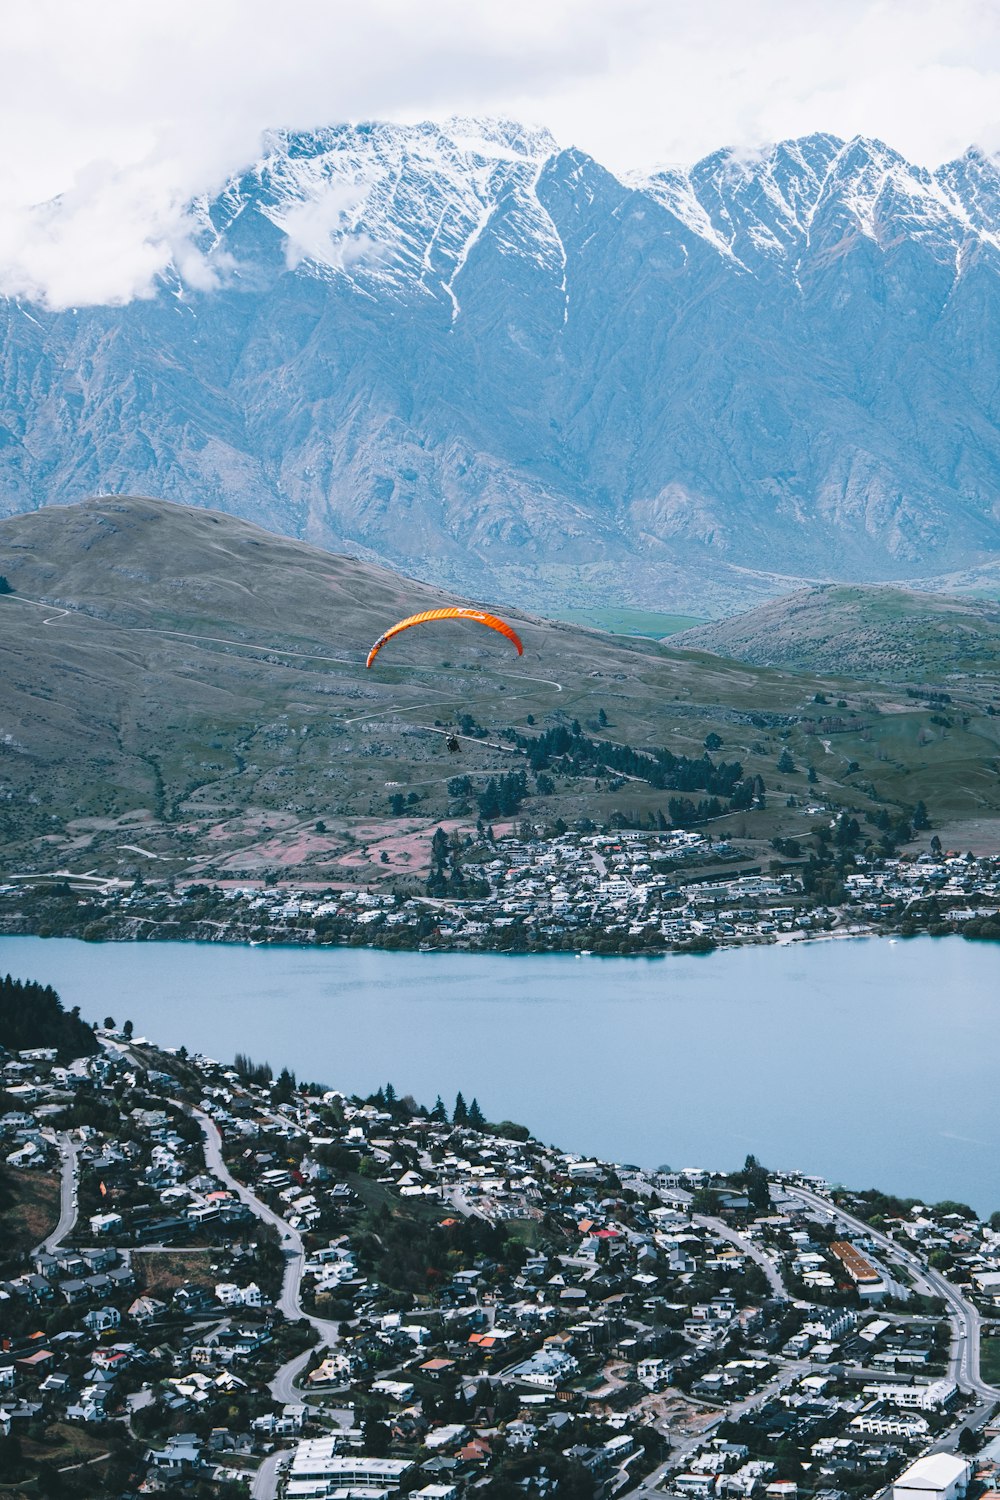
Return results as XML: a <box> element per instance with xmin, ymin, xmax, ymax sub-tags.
<box><xmin>673</xmin><ymin>585</ymin><xmax>1000</xmax><ymax>680</ymax></box>
<box><xmin>1</xmin><ymin>498</ymin><xmax>999</xmax><ymax>883</ymax></box>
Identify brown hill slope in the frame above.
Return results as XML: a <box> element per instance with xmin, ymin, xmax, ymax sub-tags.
<box><xmin>1</xmin><ymin>498</ymin><xmax>999</xmax><ymax>882</ymax></box>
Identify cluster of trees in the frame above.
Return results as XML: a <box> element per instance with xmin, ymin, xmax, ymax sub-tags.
<box><xmin>667</xmin><ymin>796</ymin><xmax>725</xmax><ymax>827</ymax></box>
<box><xmin>353</xmin><ymin>1201</ymin><xmax>526</xmax><ymax>1295</ymax></box>
<box><xmin>0</xmin><ymin>974</ymin><xmax>98</xmax><ymax>1061</ymax></box>
<box><xmin>431</xmin><ymin>1089</ymin><xmax>486</xmax><ymax>1128</ymax></box>
<box><xmin>866</xmin><ymin>800</ymin><xmax>930</xmax><ymax>848</ymax></box>
<box><xmin>906</xmin><ymin>687</ymin><xmax>952</xmax><ymax>706</ymax></box>
<box><xmin>233</xmin><ymin>1053</ymin><xmax>273</xmax><ymax>1086</ymax></box>
<box><xmin>231</xmin><ymin>1052</ymin><xmax>296</xmax><ymax>1101</ymax></box>
<box><xmin>476</xmin><ymin>770</ymin><xmax>528</xmax><ymax>820</ymax></box>
<box><xmin>799</xmin><ymin>713</ymin><xmax>862</xmax><ymax>736</ymax></box>
<box><xmin>959</xmin><ymin>911</ymin><xmax>1000</xmax><ymax>941</ymax></box>
<box><xmin>0</xmin><ymin>575</ymin><xmax>11</xmax><ymax>595</ymax></box>
<box><xmin>733</xmin><ymin>1153</ymin><xmax>771</xmax><ymax>1214</ymax></box>
<box><xmin>388</xmin><ymin>789</ymin><xmax>423</xmax><ymax>816</ymax></box>
<box><xmin>502</xmin><ymin>722</ymin><xmax>747</xmax><ymax>798</ymax></box>
<box><xmin>363</xmin><ymin>1083</ymin><xmax>529</xmax><ymax>1142</ymax></box>
<box><xmin>427</xmin><ymin>827</ymin><xmax>490</xmax><ymax>898</ymax></box>
<box><xmin>848</xmin><ymin>1186</ymin><xmax>977</xmax><ymax>1227</ymax></box>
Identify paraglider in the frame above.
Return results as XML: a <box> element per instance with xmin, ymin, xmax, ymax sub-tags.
<box><xmin>366</xmin><ymin>606</ymin><xmax>523</xmax><ymax>669</ymax></box>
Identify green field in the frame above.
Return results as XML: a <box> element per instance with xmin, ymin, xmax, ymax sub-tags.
<box><xmin>556</xmin><ymin>607</ymin><xmax>708</xmax><ymax>637</ymax></box>
<box><xmin>981</xmin><ymin>1334</ymin><xmax>1000</xmax><ymax>1387</ymax></box>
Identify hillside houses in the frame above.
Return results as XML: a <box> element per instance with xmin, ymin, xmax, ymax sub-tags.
<box><xmin>0</xmin><ymin>1022</ymin><xmax>995</xmax><ymax>1495</ymax></box>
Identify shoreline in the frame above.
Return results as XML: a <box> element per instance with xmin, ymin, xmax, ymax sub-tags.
<box><xmin>1</xmin><ymin>915</ymin><xmax>995</xmax><ymax>961</ymax></box>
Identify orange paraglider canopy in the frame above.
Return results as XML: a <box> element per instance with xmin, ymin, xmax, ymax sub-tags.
<box><xmin>366</xmin><ymin>607</ymin><xmax>524</xmax><ymax>669</ymax></box>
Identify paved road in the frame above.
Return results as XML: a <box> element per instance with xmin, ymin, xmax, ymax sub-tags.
<box><xmin>251</xmin><ymin>1450</ymin><xmax>286</xmax><ymax>1500</ymax></box>
<box><xmin>192</xmin><ymin>1109</ymin><xmax>341</xmax><ymax>1344</ymax></box>
<box><xmin>694</xmin><ymin>1215</ymin><xmax>788</xmax><ymax>1301</ymax></box>
<box><xmin>784</xmin><ymin>1183</ymin><xmax>1000</xmax><ymax>1402</ymax></box>
<box><xmin>35</xmin><ymin>1135</ymin><xmax>79</xmax><ymax>1254</ymax></box>
<box><xmin>57</xmin><ymin>1450</ymin><xmax>111</xmax><ymax>1474</ymax></box>
<box><xmin>271</xmin><ymin>1347</ymin><xmax>317</xmax><ymax>1406</ymax></box>
<box><xmin>189</xmin><ymin>1108</ymin><xmax>343</xmax><ymax>1500</ymax></box>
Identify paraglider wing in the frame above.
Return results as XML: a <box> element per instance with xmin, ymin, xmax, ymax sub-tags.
<box><xmin>366</xmin><ymin>607</ymin><xmax>524</xmax><ymax>668</ymax></box>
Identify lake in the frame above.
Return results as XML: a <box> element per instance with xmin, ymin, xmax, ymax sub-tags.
<box><xmin>1</xmin><ymin>933</ymin><xmax>997</xmax><ymax>1214</ymax></box>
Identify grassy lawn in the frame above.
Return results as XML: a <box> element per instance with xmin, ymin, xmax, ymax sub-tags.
<box><xmin>0</xmin><ymin>1168</ymin><xmax>60</xmax><ymax>1260</ymax></box>
<box><xmin>347</xmin><ymin>1170</ymin><xmax>442</xmax><ymax>1224</ymax></box>
<box><xmin>133</xmin><ymin>1247</ymin><xmax>218</xmax><ymax>1295</ymax></box>
<box><xmin>20</xmin><ymin>1419</ymin><xmax>113</xmax><ymax>1469</ymax></box>
<box><xmin>556</xmin><ymin>607</ymin><xmax>707</xmax><ymax>638</ymax></box>
<box><xmin>981</xmin><ymin>1334</ymin><xmax>1000</xmax><ymax>1386</ymax></box>
<box><xmin>503</xmin><ymin>1217</ymin><xmax>543</xmax><ymax>1248</ymax></box>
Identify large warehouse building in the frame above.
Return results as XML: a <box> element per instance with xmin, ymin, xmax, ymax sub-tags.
<box><xmin>892</xmin><ymin>1454</ymin><xmax>971</xmax><ymax>1500</ymax></box>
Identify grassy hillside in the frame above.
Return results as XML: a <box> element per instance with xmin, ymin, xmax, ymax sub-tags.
<box><xmin>1</xmin><ymin>498</ymin><xmax>999</xmax><ymax>886</ymax></box>
<box><xmin>674</xmin><ymin>584</ymin><xmax>1000</xmax><ymax>681</ymax></box>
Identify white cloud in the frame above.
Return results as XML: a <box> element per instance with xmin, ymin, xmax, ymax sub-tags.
<box><xmin>276</xmin><ymin>182</ymin><xmax>378</xmax><ymax>274</ymax></box>
<box><xmin>2</xmin><ymin>0</ymin><xmax>999</xmax><ymax>307</ymax></box>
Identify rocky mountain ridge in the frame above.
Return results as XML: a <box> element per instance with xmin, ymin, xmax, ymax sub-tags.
<box><xmin>2</xmin><ymin>119</ymin><xmax>1000</xmax><ymax>612</ymax></box>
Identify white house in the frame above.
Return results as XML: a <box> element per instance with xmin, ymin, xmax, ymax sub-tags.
<box><xmin>89</xmin><ymin>1212</ymin><xmax>124</xmax><ymax>1236</ymax></box>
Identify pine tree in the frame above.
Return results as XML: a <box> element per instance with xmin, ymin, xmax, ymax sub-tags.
<box><xmin>742</xmin><ymin>1154</ymin><xmax>771</xmax><ymax>1213</ymax></box>
<box><xmin>385</xmin><ymin>1083</ymin><xmax>397</xmax><ymax>1107</ymax></box>
<box><xmin>453</xmin><ymin>1091</ymin><xmax>469</xmax><ymax>1126</ymax></box>
<box><xmin>431</xmin><ymin>1095</ymin><xmax>448</xmax><ymax>1123</ymax></box>
<box><xmin>273</xmin><ymin>1066</ymin><xmax>297</xmax><ymax>1104</ymax></box>
<box><xmin>468</xmin><ymin>1097</ymin><xmax>486</xmax><ymax>1129</ymax></box>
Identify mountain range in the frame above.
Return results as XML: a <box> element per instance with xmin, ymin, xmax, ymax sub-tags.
<box><xmin>3</xmin><ymin>119</ymin><xmax>1000</xmax><ymax>612</ymax></box>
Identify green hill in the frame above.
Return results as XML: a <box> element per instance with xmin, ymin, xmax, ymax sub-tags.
<box><xmin>674</xmin><ymin>584</ymin><xmax>1000</xmax><ymax>681</ymax></box>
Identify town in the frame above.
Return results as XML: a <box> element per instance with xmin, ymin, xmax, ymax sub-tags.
<box><xmin>2</xmin><ymin>825</ymin><xmax>999</xmax><ymax>956</ymax></box>
<box><xmin>1</xmin><ymin>995</ymin><xmax>999</xmax><ymax>1499</ymax></box>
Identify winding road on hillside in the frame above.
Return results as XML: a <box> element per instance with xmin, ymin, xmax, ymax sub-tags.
<box><xmin>693</xmin><ymin>1213</ymin><xmax>789</xmax><ymax>1301</ymax></box>
<box><xmin>188</xmin><ymin>1107</ymin><xmax>343</xmax><ymax>1500</ymax></box>
<box><xmin>783</xmin><ymin>1182</ymin><xmax>1000</xmax><ymax>1401</ymax></box>
<box><xmin>8</xmin><ymin>590</ymin><xmax>564</xmax><ymax>698</ymax></box>
<box><xmin>191</xmin><ymin>1108</ymin><xmax>341</xmax><ymax>1348</ymax></box>
<box><xmin>105</xmin><ymin>1035</ymin><xmax>332</xmax><ymax>1500</ymax></box>
<box><xmin>35</xmin><ymin>1135</ymin><xmax>79</xmax><ymax>1254</ymax></box>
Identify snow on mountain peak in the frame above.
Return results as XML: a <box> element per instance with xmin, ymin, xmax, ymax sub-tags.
<box><xmin>219</xmin><ymin>117</ymin><xmax>565</xmax><ymax>310</ymax></box>
<box><xmin>437</xmin><ymin>116</ymin><xmax>557</xmax><ymax>161</ymax></box>
<box><xmin>203</xmin><ymin>122</ymin><xmax>1000</xmax><ymax>302</ymax></box>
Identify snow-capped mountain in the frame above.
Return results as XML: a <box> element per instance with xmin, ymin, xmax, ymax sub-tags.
<box><xmin>3</xmin><ymin>119</ymin><xmax>1000</xmax><ymax>612</ymax></box>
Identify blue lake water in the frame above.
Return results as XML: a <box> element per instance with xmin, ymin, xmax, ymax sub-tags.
<box><xmin>1</xmin><ymin>933</ymin><xmax>997</xmax><ymax>1214</ymax></box>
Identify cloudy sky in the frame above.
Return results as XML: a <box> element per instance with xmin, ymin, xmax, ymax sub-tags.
<box><xmin>3</xmin><ymin>0</ymin><xmax>1000</xmax><ymax>307</ymax></box>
